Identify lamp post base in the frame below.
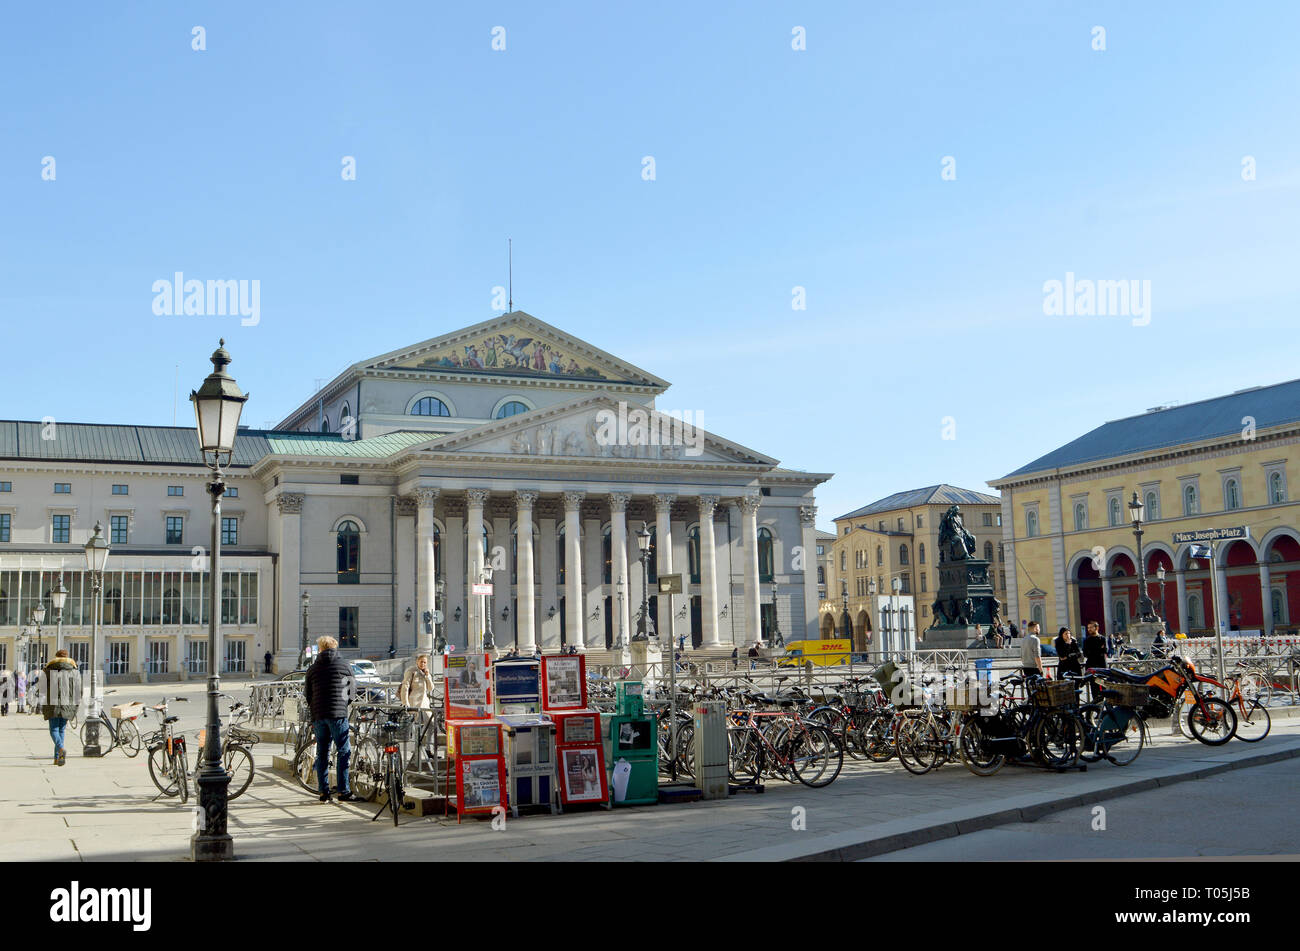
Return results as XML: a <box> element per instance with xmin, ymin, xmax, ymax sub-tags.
<box><xmin>191</xmin><ymin>831</ymin><xmax>235</xmax><ymax>862</ymax></box>
<box><xmin>191</xmin><ymin>768</ymin><xmax>235</xmax><ymax>862</ymax></box>
<box><xmin>81</xmin><ymin>720</ymin><xmax>103</xmax><ymax>758</ymax></box>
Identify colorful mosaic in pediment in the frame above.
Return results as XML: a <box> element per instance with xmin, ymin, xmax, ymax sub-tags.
<box><xmin>398</xmin><ymin>325</ymin><xmax>613</xmax><ymax>380</ymax></box>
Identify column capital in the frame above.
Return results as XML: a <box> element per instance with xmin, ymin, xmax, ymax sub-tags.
<box><xmin>698</xmin><ymin>494</ymin><xmax>720</xmax><ymax>517</ymax></box>
<box><xmin>515</xmin><ymin>489</ymin><xmax>539</xmax><ymax>510</ymax></box>
<box><xmin>562</xmin><ymin>490</ymin><xmax>586</xmax><ymax>511</ymax></box>
<box><xmin>395</xmin><ymin>496</ymin><xmax>418</xmax><ymax>517</ymax></box>
<box><xmin>653</xmin><ymin>493</ymin><xmax>676</xmax><ymax>514</ymax></box>
<box><xmin>465</xmin><ymin>487</ymin><xmax>491</xmax><ymax>507</ymax></box>
<box><xmin>737</xmin><ymin>494</ymin><xmax>762</xmax><ymax>516</ymax></box>
<box><xmin>799</xmin><ymin>504</ymin><xmax>818</xmax><ymax>524</ymax></box>
<box><xmin>413</xmin><ymin>486</ymin><xmax>440</xmax><ymax>507</ymax></box>
<box><xmin>276</xmin><ymin>492</ymin><xmax>305</xmax><ymax>515</ymax></box>
<box><xmin>608</xmin><ymin>492</ymin><xmax>632</xmax><ymax>513</ymax></box>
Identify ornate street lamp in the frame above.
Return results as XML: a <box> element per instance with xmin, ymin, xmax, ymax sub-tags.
<box><xmin>616</xmin><ymin>577</ymin><xmax>626</xmax><ymax>648</ymax></box>
<box><xmin>634</xmin><ymin>522</ymin><xmax>654</xmax><ymax>642</ymax></box>
<box><xmin>298</xmin><ymin>591</ymin><xmax>310</xmax><ymax>669</ymax></box>
<box><xmin>81</xmin><ymin>522</ymin><xmax>110</xmax><ymax>755</ymax></box>
<box><xmin>1156</xmin><ymin>565</ymin><xmax>1168</xmax><ymax>625</ymax></box>
<box><xmin>1128</xmin><ymin>492</ymin><xmax>1158</xmax><ymax>622</ymax></box>
<box><xmin>31</xmin><ymin>602</ymin><xmax>46</xmax><ymax>670</ymax></box>
<box><xmin>482</xmin><ymin>563</ymin><xmax>496</xmax><ymax>652</ymax></box>
<box><xmin>892</xmin><ymin>576</ymin><xmax>904</xmax><ymax>652</ymax></box>
<box><xmin>51</xmin><ymin>577</ymin><xmax>68</xmax><ymax>657</ymax></box>
<box><xmin>771</xmin><ymin>581</ymin><xmax>784</xmax><ymax>648</ymax></box>
<box><xmin>189</xmin><ymin>339</ymin><xmax>248</xmax><ymax>862</ymax></box>
<box><xmin>434</xmin><ymin>579</ymin><xmax>447</xmax><ymax>653</ymax></box>
<box><xmin>839</xmin><ymin>581</ymin><xmax>851</xmax><ymax>641</ymax></box>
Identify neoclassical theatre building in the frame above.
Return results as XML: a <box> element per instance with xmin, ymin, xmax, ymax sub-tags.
<box><xmin>0</xmin><ymin>313</ymin><xmax>829</xmax><ymax>680</ymax></box>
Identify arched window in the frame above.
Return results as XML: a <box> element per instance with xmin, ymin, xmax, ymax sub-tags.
<box><xmin>1187</xmin><ymin>594</ymin><xmax>1203</xmax><ymax>628</ymax></box>
<box><xmin>840</xmin><ymin>550</ymin><xmax>846</xmax><ymax>572</ymax></box>
<box><xmin>1271</xmin><ymin>589</ymin><xmax>1287</xmax><ymax>626</ymax></box>
<box><xmin>337</xmin><ymin>520</ymin><xmax>360</xmax><ymax>584</ymax></box>
<box><xmin>411</xmin><ymin>397</ymin><xmax>451</xmax><ymax>417</ymax></box>
<box><xmin>1184</xmin><ymin>485</ymin><xmax>1198</xmax><ymax>515</ymax></box>
<box><xmin>898</xmin><ymin>544</ymin><xmax>909</xmax><ymax>566</ymax></box>
<box><xmin>1113</xmin><ymin>599</ymin><xmax>1128</xmax><ymax>631</ymax></box>
<box><xmin>876</xmin><ymin>546</ymin><xmax>883</xmax><ymax>566</ymax></box>
<box><xmin>1225</xmin><ymin>479</ymin><xmax>1241</xmax><ymax>510</ymax></box>
<box><xmin>340</xmin><ymin>403</ymin><xmax>350</xmax><ymax>425</ymax></box>
<box><xmin>1026</xmin><ymin>511</ymin><xmax>1039</xmax><ymax>538</ymax></box>
<box><xmin>918</xmin><ymin>543</ymin><xmax>926</xmax><ymax>565</ymax></box>
<box><xmin>758</xmin><ymin>528</ymin><xmax>774</xmax><ymax>582</ymax></box>
<box><xmin>1144</xmin><ymin>491</ymin><xmax>1159</xmax><ymax>521</ymax></box>
<box><xmin>496</xmin><ymin>401</ymin><xmax>529</xmax><ymax>419</ymax></box>
<box><xmin>687</xmin><ymin>527</ymin><xmax>701</xmax><ymax>584</ymax></box>
<box><xmin>1270</xmin><ymin>472</ymin><xmax>1286</xmax><ymax>504</ymax></box>
<box><xmin>984</xmin><ymin>541</ymin><xmax>994</xmax><ymax>562</ymax></box>
<box><xmin>1031</xmin><ymin>604</ymin><xmax>1045</xmax><ymax>628</ymax></box>
<box><xmin>1074</xmin><ymin>503</ymin><xmax>1086</xmax><ymax>531</ymax></box>
<box><xmin>1108</xmin><ymin>498</ymin><xmax>1121</xmax><ymax>526</ymax></box>
<box><xmin>602</xmin><ymin>527</ymin><xmax>612</xmax><ymax>584</ymax></box>
<box><xmin>320</xmin><ymin>416</ymin><xmax>330</xmax><ymax>433</ymax></box>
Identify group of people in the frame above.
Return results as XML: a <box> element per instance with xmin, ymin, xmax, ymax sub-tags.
<box><xmin>1</xmin><ymin>653</ymin><xmax>85</xmax><ymax>765</ymax></box>
<box><xmin>1016</xmin><ymin>619</ymin><xmax>1115</xmax><ymax>679</ymax></box>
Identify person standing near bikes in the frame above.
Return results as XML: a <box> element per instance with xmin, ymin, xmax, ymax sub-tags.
<box><xmin>1082</xmin><ymin>621</ymin><xmax>1109</xmax><ymax>670</ymax></box>
<box><xmin>38</xmin><ymin>650</ymin><xmax>81</xmax><ymax>766</ymax></box>
<box><xmin>1055</xmin><ymin>627</ymin><xmax>1083</xmax><ymax>679</ymax></box>
<box><xmin>399</xmin><ymin>653</ymin><xmax>436</xmax><ymax>764</ymax></box>
<box><xmin>303</xmin><ymin>635</ymin><xmax>360</xmax><ymax>803</ymax></box>
<box><xmin>1021</xmin><ymin>621</ymin><xmax>1045</xmax><ymax>679</ymax></box>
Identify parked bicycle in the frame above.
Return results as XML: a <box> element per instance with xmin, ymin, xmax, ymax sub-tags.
<box><xmin>77</xmin><ymin>691</ymin><xmax>145</xmax><ymax>758</ymax></box>
<box><xmin>1075</xmin><ymin>673</ymin><xmax>1148</xmax><ymax>766</ymax></box>
<box><xmin>726</xmin><ymin>696</ymin><xmax>842</xmax><ymax>787</ymax></box>
<box><xmin>1173</xmin><ymin>667</ymin><xmax>1269</xmax><ymax>743</ymax></box>
<box><xmin>192</xmin><ymin>696</ymin><xmax>259</xmax><ymax>800</ymax></box>
<box><xmin>144</xmin><ymin>697</ymin><xmax>192</xmax><ymax>804</ymax></box>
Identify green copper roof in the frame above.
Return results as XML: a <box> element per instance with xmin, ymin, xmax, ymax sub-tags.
<box><xmin>263</xmin><ymin>431</ymin><xmax>435</xmax><ymax>457</ymax></box>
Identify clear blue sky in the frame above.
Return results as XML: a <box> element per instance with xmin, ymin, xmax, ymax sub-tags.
<box><xmin>4</xmin><ymin>2</ymin><xmax>1298</xmax><ymax>530</ymax></box>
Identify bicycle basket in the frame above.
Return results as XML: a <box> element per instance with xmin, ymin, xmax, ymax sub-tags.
<box><xmin>1032</xmin><ymin>679</ymin><xmax>1077</xmax><ymax>710</ymax></box>
<box><xmin>1098</xmin><ymin>680</ymin><xmax>1148</xmax><ymax>708</ymax></box>
<box><xmin>229</xmin><ymin>726</ymin><xmax>260</xmax><ymax>746</ymax></box>
<box><xmin>377</xmin><ymin>714</ymin><xmax>415</xmax><ymax>743</ymax></box>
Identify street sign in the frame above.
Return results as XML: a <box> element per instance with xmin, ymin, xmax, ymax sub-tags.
<box><xmin>472</xmin><ymin>583</ymin><xmax>494</xmax><ymax>596</ymax></box>
<box><xmin>658</xmin><ymin>574</ymin><xmax>682</xmax><ymax>595</ymax></box>
<box><xmin>1171</xmin><ymin>526</ymin><xmax>1247</xmax><ymax>544</ymax></box>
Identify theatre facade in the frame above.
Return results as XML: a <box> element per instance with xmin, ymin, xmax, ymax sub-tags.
<box><xmin>0</xmin><ymin>312</ymin><xmax>830</xmax><ymax>679</ymax></box>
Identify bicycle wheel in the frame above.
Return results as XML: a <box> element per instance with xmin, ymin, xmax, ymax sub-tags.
<box><xmin>1233</xmin><ymin>698</ymin><xmax>1270</xmax><ymax>742</ymax></box>
<box><xmin>673</xmin><ymin>721</ymin><xmax>695</xmax><ymax>777</ymax></box>
<box><xmin>791</xmin><ymin>725</ymin><xmax>843</xmax><ymax>788</ymax></box>
<box><xmin>1076</xmin><ymin>705</ymin><xmax>1105</xmax><ymax>763</ymax></box>
<box><xmin>844</xmin><ymin>711</ymin><xmax>873</xmax><ymax>761</ymax></box>
<box><xmin>864</xmin><ymin>712</ymin><xmax>896</xmax><ymax>763</ymax></box>
<box><xmin>959</xmin><ymin>717</ymin><xmax>1006</xmax><ymax>776</ymax></box>
<box><xmin>1237</xmin><ymin>670</ymin><xmax>1269</xmax><ymax>703</ymax></box>
<box><xmin>224</xmin><ymin>745</ymin><xmax>255</xmax><ymax>800</ymax></box>
<box><xmin>386</xmin><ymin>752</ymin><xmax>404</xmax><ymax>824</ymax></box>
<box><xmin>807</xmin><ymin>706</ymin><xmax>847</xmax><ymax>753</ymax></box>
<box><xmin>147</xmin><ymin>745</ymin><xmax>179</xmax><ymax>796</ymax></box>
<box><xmin>351</xmin><ymin>738</ymin><xmax>380</xmax><ymax>801</ymax></box>
<box><xmin>1032</xmin><ymin>711</ymin><xmax>1081</xmax><ymax>768</ymax></box>
<box><xmin>78</xmin><ymin>717</ymin><xmax>114</xmax><ymax>756</ymax></box>
<box><xmin>116</xmin><ymin>717</ymin><xmax>142</xmax><ymax>758</ymax></box>
<box><xmin>1187</xmin><ymin>697</ymin><xmax>1237</xmax><ymax>745</ymax></box>
<box><xmin>293</xmin><ymin>744</ymin><xmax>320</xmax><ymax>791</ymax></box>
<box><xmin>726</xmin><ymin>728</ymin><xmax>764</xmax><ymax>784</ymax></box>
<box><xmin>896</xmin><ymin>717</ymin><xmax>937</xmax><ymax>775</ymax></box>
<box><xmin>174</xmin><ymin>751</ymin><xmax>190</xmax><ymax>805</ymax></box>
<box><xmin>1102</xmin><ymin>710</ymin><xmax>1146</xmax><ymax>766</ymax></box>
<box><xmin>1169</xmin><ymin>699</ymin><xmax>1196</xmax><ymax>740</ymax></box>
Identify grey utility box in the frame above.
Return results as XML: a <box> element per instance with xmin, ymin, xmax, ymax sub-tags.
<box><xmin>692</xmin><ymin>701</ymin><xmax>728</xmax><ymax>800</ymax></box>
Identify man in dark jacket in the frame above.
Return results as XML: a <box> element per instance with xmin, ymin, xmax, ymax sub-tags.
<box><xmin>302</xmin><ymin>636</ymin><xmax>359</xmax><ymax>802</ymax></box>
<box><xmin>40</xmin><ymin>651</ymin><xmax>82</xmax><ymax>766</ymax></box>
<box><xmin>1082</xmin><ymin>621</ymin><xmax>1109</xmax><ymax>670</ymax></box>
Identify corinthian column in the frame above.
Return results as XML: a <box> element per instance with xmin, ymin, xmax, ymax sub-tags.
<box><xmin>515</xmin><ymin>490</ymin><xmax>538</xmax><ymax>651</ymax></box>
<box><xmin>609</xmin><ymin>492</ymin><xmax>631</xmax><ymax>647</ymax></box>
<box><xmin>698</xmin><ymin>495</ymin><xmax>721</xmax><ymax>648</ymax></box>
<box><xmin>414</xmin><ymin>487</ymin><xmax>440</xmax><ymax>653</ymax></box>
<box><xmin>563</xmin><ymin>491</ymin><xmax>586</xmax><ymax>650</ymax></box>
<box><xmin>739</xmin><ymin>494</ymin><xmax>762</xmax><ymax>646</ymax></box>
<box><xmin>465</xmin><ymin>488</ymin><xmax>490</xmax><ymax>652</ymax></box>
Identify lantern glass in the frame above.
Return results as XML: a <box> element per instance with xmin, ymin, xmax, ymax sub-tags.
<box><xmin>50</xmin><ymin>580</ymin><xmax>68</xmax><ymax>612</ymax></box>
<box><xmin>1128</xmin><ymin>492</ymin><xmax>1145</xmax><ymax>525</ymax></box>
<box><xmin>636</xmin><ymin>523</ymin><xmax>652</xmax><ymax>553</ymax></box>
<box><xmin>33</xmin><ymin>604</ymin><xmax>46</xmax><ymax>625</ymax></box>
<box><xmin>84</xmin><ymin>522</ymin><xmax>111</xmax><ymax>574</ymax></box>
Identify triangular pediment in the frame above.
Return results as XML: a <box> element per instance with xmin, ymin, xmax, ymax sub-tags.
<box><xmin>361</xmin><ymin>312</ymin><xmax>668</xmax><ymax>389</ymax></box>
<box><xmin>403</xmin><ymin>393</ymin><xmax>777</xmax><ymax>467</ymax></box>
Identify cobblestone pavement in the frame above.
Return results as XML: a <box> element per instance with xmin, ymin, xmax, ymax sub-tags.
<box><xmin>3</xmin><ymin>681</ymin><xmax>1297</xmax><ymax>862</ymax></box>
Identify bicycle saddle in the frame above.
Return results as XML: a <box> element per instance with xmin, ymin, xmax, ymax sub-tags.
<box><xmin>1100</xmin><ymin>669</ymin><xmax>1162</xmax><ymax>684</ymax></box>
<box><xmin>164</xmin><ymin>716</ymin><xmax>180</xmax><ymax>724</ymax></box>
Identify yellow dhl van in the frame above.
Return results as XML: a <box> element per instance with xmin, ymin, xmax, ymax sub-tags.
<box><xmin>777</xmin><ymin>639</ymin><xmax>853</xmax><ymax>667</ymax></box>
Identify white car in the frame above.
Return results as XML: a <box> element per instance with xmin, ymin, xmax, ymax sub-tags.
<box><xmin>349</xmin><ymin>660</ymin><xmax>382</xmax><ymax>685</ymax></box>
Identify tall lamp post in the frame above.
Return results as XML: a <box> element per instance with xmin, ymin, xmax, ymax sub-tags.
<box><xmin>616</xmin><ymin>577</ymin><xmax>626</xmax><ymax>648</ymax></box>
<box><xmin>30</xmin><ymin>603</ymin><xmax>46</xmax><ymax>670</ymax></box>
<box><xmin>481</xmin><ymin>564</ymin><xmax>496</xmax><ymax>652</ymax></box>
<box><xmin>1155</xmin><ymin>566</ymin><xmax>1168</xmax><ymax>627</ymax></box>
<box><xmin>51</xmin><ymin>577</ymin><xmax>68</xmax><ymax>655</ymax></box>
<box><xmin>189</xmin><ymin>339</ymin><xmax>248</xmax><ymax>862</ymax></box>
<box><xmin>298</xmin><ymin>591</ymin><xmax>310</xmax><ymax>669</ymax></box>
<box><xmin>82</xmin><ymin>522</ymin><xmax>111</xmax><ymax>756</ymax></box>
<box><xmin>892</xmin><ymin>577</ymin><xmax>905</xmax><ymax>652</ymax></box>
<box><xmin>1128</xmin><ymin>492</ymin><xmax>1158</xmax><ymax>622</ymax></box>
<box><xmin>634</xmin><ymin>523</ymin><xmax>653</xmax><ymax>642</ymax></box>
<box><xmin>434</xmin><ymin>579</ymin><xmax>447</xmax><ymax>653</ymax></box>
<box><xmin>770</xmin><ymin>581</ymin><xmax>784</xmax><ymax>648</ymax></box>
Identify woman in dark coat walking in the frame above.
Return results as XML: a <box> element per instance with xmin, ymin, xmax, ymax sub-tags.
<box><xmin>1054</xmin><ymin>627</ymin><xmax>1083</xmax><ymax>678</ymax></box>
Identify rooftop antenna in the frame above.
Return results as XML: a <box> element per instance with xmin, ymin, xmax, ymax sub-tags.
<box><xmin>173</xmin><ymin>364</ymin><xmax>179</xmax><ymax>425</ymax></box>
<box><xmin>508</xmin><ymin>237</ymin><xmax>513</xmax><ymax>313</ymax></box>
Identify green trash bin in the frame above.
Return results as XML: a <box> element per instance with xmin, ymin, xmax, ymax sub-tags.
<box><xmin>602</xmin><ymin>711</ymin><xmax>658</xmax><ymax>806</ymax></box>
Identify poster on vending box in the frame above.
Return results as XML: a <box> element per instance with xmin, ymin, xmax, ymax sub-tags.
<box><xmin>541</xmin><ymin>653</ymin><xmax>586</xmax><ymax>710</ymax></box>
<box><xmin>559</xmin><ymin>745</ymin><xmax>607</xmax><ymax>803</ymax></box>
<box><xmin>457</xmin><ymin>756</ymin><xmax>506</xmax><ymax>813</ymax></box>
<box><xmin>444</xmin><ymin>653</ymin><xmax>492</xmax><ymax>719</ymax></box>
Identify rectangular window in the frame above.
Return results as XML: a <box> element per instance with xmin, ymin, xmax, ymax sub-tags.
<box><xmin>167</xmin><ymin>486</ymin><xmax>184</xmax><ymax>497</ymax></box>
<box><xmin>147</xmin><ymin>640</ymin><xmax>169</xmax><ymax>674</ymax></box>
<box><xmin>162</xmin><ymin>572</ymin><xmax>181</xmax><ymax>625</ymax></box>
<box><xmin>339</xmin><ymin>606</ymin><xmax>359</xmax><ymax>648</ymax></box>
<box><xmin>166</xmin><ymin>516</ymin><xmax>183</xmax><ymax>544</ymax></box>
<box><xmin>0</xmin><ymin>514</ymin><xmax>9</xmax><ymax>543</ymax></box>
<box><xmin>54</xmin><ymin>483</ymin><xmax>71</xmax><ymax>494</ymax></box>
<box><xmin>186</xmin><ymin>640</ymin><xmax>208</xmax><ymax>674</ymax></box>
<box><xmin>917</xmin><ymin>515</ymin><xmax>923</xmax><ymax>528</ymax></box>
<box><xmin>112</xmin><ymin>484</ymin><xmax>129</xmax><ymax>495</ymax></box>
<box><xmin>240</xmin><ymin>572</ymin><xmax>258</xmax><ymax>625</ymax></box>
<box><xmin>340</xmin><ymin>474</ymin><xmax>359</xmax><ymax>485</ymax></box>
<box><xmin>222</xmin><ymin>517</ymin><xmax>239</xmax><ymax>546</ymax></box>
<box><xmin>0</xmin><ymin>482</ymin><xmax>10</xmax><ymax>492</ymax></box>
<box><xmin>68</xmin><ymin>641</ymin><xmax>89</xmax><ymax>670</ymax></box>
<box><xmin>108</xmin><ymin>641</ymin><xmax>131</xmax><ymax>676</ymax></box>
<box><xmin>224</xmin><ymin>486</ymin><xmax>239</xmax><ymax>498</ymax></box>
<box><xmin>110</xmin><ymin>514</ymin><xmax>129</xmax><ymax>544</ymax></box>
<box><xmin>982</xmin><ymin>513</ymin><xmax>993</xmax><ymax>527</ymax></box>
<box><xmin>52</xmin><ymin>514</ymin><xmax>71</xmax><ymax>543</ymax></box>
<box><xmin>920</xmin><ymin>574</ymin><xmax>927</xmax><ymax>593</ymax></box>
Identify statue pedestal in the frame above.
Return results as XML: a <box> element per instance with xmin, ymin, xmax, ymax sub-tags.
<box><xmin>921</xmin><ymin>625</ymin><xmax>986</xmax><ymax>650</ymax></box>
<box><xmin>1127</xmin><ymin>620</ymin><xmax>1166</xmax><ymax>654</ymax></box>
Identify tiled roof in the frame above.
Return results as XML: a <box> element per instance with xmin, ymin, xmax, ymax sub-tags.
<box><xmin>835</xmin><ymin>484</ymin><xmax>1001</xmax><ymax>521</ymax></box>
<box><xmin>997</xmin><ymin>378</ymin><xmax>1300</xmax><ymax>481</ymax></box>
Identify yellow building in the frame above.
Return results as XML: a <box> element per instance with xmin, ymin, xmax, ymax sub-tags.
<box><xmin>989</xmin><ymin>378</ymin><xmax>1300</xmax><ymax>637</ymax></box>
<box><xmin>823</xmin><ymin>485</ymin><xmax>1005</xmax><ymax>650</ymax></box>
